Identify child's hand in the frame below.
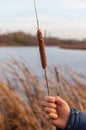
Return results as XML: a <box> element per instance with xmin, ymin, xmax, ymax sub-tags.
<box><xmin>41</xmin><ymin>96</ymin><xmax>70</xmax><ymax>129</ymax></box>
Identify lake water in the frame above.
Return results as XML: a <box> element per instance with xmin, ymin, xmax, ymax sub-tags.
<box><xmin>0</xmin><ymin>47</ymin><xmax>86</xmax><ymax>76</ymax></box>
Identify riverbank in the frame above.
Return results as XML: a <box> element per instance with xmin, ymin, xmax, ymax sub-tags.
<box><xmin>0</xmin><ymin>32</ymin><xmax>86</xmax><ymax>50</ymax></box>
<box><xmin>58</xmin><ymin>41</ymin><xmax>86</xmax><ymax>50</ymax></box>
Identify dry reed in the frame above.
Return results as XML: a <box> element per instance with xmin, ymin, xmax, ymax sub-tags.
<box><xmin>0</xmin><ymin>58</ymin><xmax>86</xmax><ymax>130</ymax></box>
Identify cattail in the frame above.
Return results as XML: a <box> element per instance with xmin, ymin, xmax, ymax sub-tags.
<box><xmin>33</xmin><ymin>0</ymin><xmax>50</xmax><ymax>95</ymax></box>
<box><xmin>37</xmin><ymin>29</ymin><xmax>47</xmax><ymax>69</ymax></box>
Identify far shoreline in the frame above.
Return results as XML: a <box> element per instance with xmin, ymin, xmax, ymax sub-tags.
<box><xmin>0</xmin><ymin>31</ymin><xmax>86</xmax><ymax>50</ymax></box>
<box><xmin>0</xmin><ymin>45</ymin><xmax>86</xmax><ymax>50</ymax></box>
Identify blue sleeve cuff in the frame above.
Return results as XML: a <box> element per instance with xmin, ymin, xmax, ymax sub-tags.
<box><xmin>56</xmin><ymin>108</ymin><xmax>80</xmax><ymax>130</ymax></box>
<box><xmin>56</xmin><ymin>108</ymin><xmax>86</xmax><ymax>130</ymax></box>
<box><xmin>79</xmin><ymin>111</ymin><xmax>86</xmax><ymax>130</ymax></box>
<box><xmin>66</xmin><ymin>108</ymin><xmax>80</xmax><ymax>130</ymax></box>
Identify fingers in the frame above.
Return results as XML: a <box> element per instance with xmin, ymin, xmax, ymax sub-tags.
<box><xmin>41</xmin><ymin>96</ymin><xmax>58</xmax><ymax>120</ymax></box>
<box><xmin>41</xmin><ymin>96</ymin><xmax>56</xmax><ymax>108</ymax></box>
<box><xmin>41</xmin><ymin>96</ymin><xmax>66</xmax><ymax>111</ymax></box>
<box><xmin>41</xmin><ymin>101</ymin><xmax>57</xmax><ymax>108</ymax></box>
<box><xmin>41</xmin><ymin>96</ymin><xmax>70</xmax><ymax>129</ymax></box>
<box><xmin>44</xmin><ymin>107</ymin><xmax>57</xmax><ymax>114</ymax></box>
<box><xmin>55</xmin><ymin>96</ymin><xmax>65</xmax><ymax>107</ymax></box>
<box><xmin>46</xmin><ymin>113</ymin><xmax>58</xmax><ymax>120</ymax></box>
<box><xmin>43</xmin><ymin>96</ymin><xmax>65</xmax><ymax>107</ymax></box>
<box><xmin>44</xmin><ymin>96</ymin><xmax>55</xmax><ymax>103</ymax></box>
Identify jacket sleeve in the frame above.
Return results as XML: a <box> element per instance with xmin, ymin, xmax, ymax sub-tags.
<box><xmin>56</xmin><ymin>108</ymin><xmax>86</xmax><ymax>130</ymax></box>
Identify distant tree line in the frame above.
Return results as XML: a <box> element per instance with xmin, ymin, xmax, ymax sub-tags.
<box><xmin>0</xmin><ymin>31</ymin><xmax>86</xmax><ymax>49</ymax></box>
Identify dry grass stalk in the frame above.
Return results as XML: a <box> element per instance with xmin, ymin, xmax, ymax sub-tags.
<box><xmin>0</xmin><ymin>58</ymin><xmax>86</xmax><ymax>130</ymax></box>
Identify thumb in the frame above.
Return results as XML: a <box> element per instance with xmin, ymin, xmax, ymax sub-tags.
<box><xmin>55</xmin><ymin>96</ymin><xmax>65</xmax><ymax>107</ymax></box>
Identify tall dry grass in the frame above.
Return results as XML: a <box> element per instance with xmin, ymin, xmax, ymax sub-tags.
<box><xmin>0</xmin><ymin>58</ymin><xmax>86</xmax><ymax>130</ymax></box>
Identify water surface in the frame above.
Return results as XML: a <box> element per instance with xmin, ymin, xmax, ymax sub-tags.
<box><xmin>0</xmin><ymin>47</ymin><xmax>86</xmax><ymax>75</ymax></box>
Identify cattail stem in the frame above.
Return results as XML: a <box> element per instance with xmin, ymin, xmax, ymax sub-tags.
<box><xmin>44</xmin><ymin>69</ymin><xmax>50</xmax><ymax>96</ymax></box>
<box><xmin>33</xmin><ymin>0</ymin><xmax>50</xmax><ymax>96</ymax></box>
<box><xmin>33</xmin><ymin>0</ymin><xmax>39</xmax><ymax>29</ymax></box>
<box><xmin>37</xmin><ymin>29</ymin><xmax>50</xmax><ymax>96</ymax></box>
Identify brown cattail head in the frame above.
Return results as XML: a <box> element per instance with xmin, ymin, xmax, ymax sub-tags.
<box><xmin>37</xmin><ymin>29</ymin><xmax>47</xmax><ymax>69</ymax></box>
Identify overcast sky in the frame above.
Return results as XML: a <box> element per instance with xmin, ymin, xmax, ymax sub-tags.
<box><xmin>0</xmin><ymin>0</ymin><xmax>86</xmax><ymax>39</ymax></box>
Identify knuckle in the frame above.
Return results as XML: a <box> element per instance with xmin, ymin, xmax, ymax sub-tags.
<box><xmin>44</xmin><ymin>107</ymin><xmax>48</xmax><ymax>112</ymax></box>
<box><xmin>49</xmin><ymin>103</ymin><xmax>53</xmax><ymax>107</ymax></box>
<box><xmin>46</xmin><ymin>115</ymin><xmax>50</xmax><ymax>120</ymax></box>
<box><xmin>41</xmin><ymin>101</ymin><xmax>45</xmax><ymax>105</ymax></box>
<box><xmin>45</xmin><ymin>107</ymin><xmax>48</xmax><ymax>111</ymax></box>
<box><xmin>49</xmin><ymin>103</ymin><xmax>56</xmax><ymax>108</ymax></box>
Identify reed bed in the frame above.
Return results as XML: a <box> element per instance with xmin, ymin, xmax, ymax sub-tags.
<box><xmin>0</xmin><ymin>58</ymin><xmax>86</xmax><ymax>130</ymax></box>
